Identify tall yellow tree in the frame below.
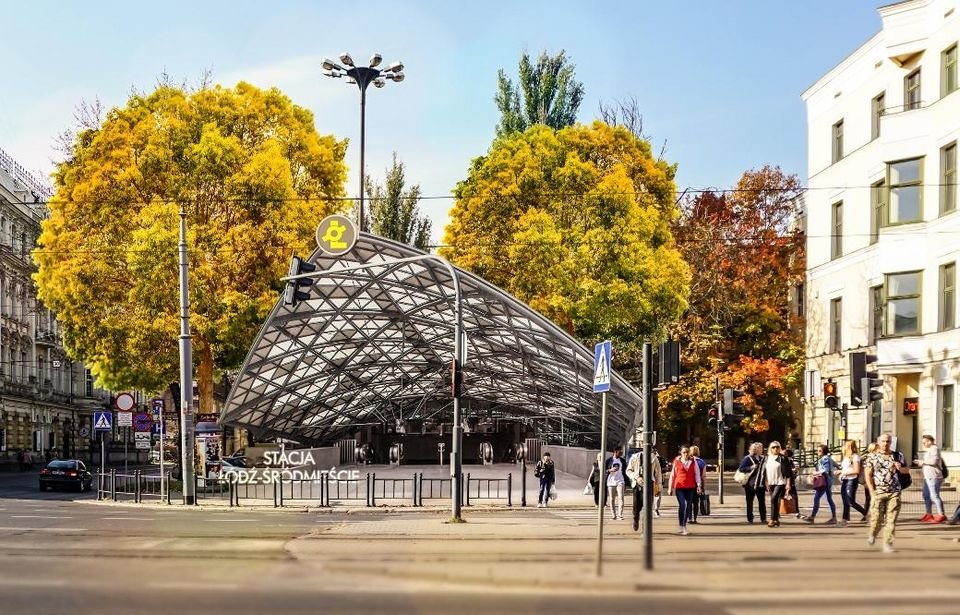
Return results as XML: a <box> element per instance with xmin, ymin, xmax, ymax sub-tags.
<box><xmin>35</xmin><ymin>82</ymin><xmax>348</xmax><ymax>412</ymax></box>
<box><xmin>441</xmin><ymin>122</ymin><xmax>689</xmax><ymax>356</ymax></box>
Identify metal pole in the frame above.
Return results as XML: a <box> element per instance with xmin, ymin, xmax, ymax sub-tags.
<box><xmin>124</xmin><ymin>427</ymin><xmax>128</xmax><ymax>476</ymax></box>
<box><xmin>178</xmin><ymin>206</ymin><xmax>196</xmax><ymax>505</ymax></box>
<box><xmin>521</xmin><ymin>457</ymin><xmax>527</xmax><ymax>507</ymax></box>
<box><xmin>358</xmin><ymin>84</ymin><xmax>367</xmax><ymax>233</ymax></box>
<box><xmin>642</xmin><ymin>341</ymin><xmax>654</xmax><ymax>570</ymax></box>
<box><xmin>451</xmin><ymin>265</ymin><xmax>464</xmax><ymax>521</ymax></box>
<box><xmin>158</xmin><ymin>402</ymin><xmax>165</xmax><ymax>502</ymax></box>
<box><xmin>718</xmin><ymin>427</ymin><xmax>725</xmax><ymax>504</ymax></box>
<box><xmin>595</xmin><ymin>390</ymin><xmax>608</xmax><ymax>577</ymax></box>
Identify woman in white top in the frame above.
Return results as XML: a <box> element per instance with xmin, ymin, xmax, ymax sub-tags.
<box><xmin>839</xmin><ymin>440</ymin><xmax>867</xmax><ymax>527</ymax></box>
<box><xmin>606</xmin><ymin>448</ymin><xmax>626</xmax><ymax>521</ymax></box>
<box><xmin>919</xmin><ymin>435</ymin><xmax>946</xmax><ymax>523</ymax></box>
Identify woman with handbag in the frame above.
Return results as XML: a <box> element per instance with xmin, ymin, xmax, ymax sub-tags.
<box><xmin>806</xmin><ymin>444</ymin><xmax>838</xmax><ymax>524</ymax></box>
<box><xmin>839</xmin><ymin>440</ymin><xmax>867</xmax><ymax>526</ymax></box>
<box><xmin>587</xmin><ymin>455</ymin><xmax>602</xmax><ymax>507</ymax></box>
<box><xmin>763</xmin><ymin>441</ymin><xmax>794</xmax><ymax>527</ymax></box>
<box><xmin>668</xmin><ymin>445</ymin><xmax>702</xmax><ymax>535</ymax></box>
<box><xmin>738</xmin><ymin>442</ymin><xmax>766</xmax><ymax>524</ymax></box>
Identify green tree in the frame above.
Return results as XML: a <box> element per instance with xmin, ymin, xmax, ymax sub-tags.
<box><xmin>494</xmin><ymin>50</ymin><xmax>585</xmax><ymax>137</ymax></box>
<box><xmin>441</xmin><ymin>122</ymin><xmax>689</xmax><ymax>353</ymax></box>
<box><xmin>35</xmin><ymin>82</ymin><xmax>348</xmax><ymax>412</ymax></box>
<box><xmin>366</xmin><ymin>152</ymin><xmax>432</xmax><ymax>250</ymax></box>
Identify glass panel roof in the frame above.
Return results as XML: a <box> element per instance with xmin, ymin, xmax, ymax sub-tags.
<box><xmin>221</xmin><ymin>234</ymin><xmax>643</xmax><ymax>446</ymax></box>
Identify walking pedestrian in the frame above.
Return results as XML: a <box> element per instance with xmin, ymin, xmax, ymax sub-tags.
<box><xmin>763</xmin><ymin>441</ymin><xmax>794</xmax><ymax>528</ymax></box>
<box><xmin>783</xmin><ymin>447</ymin><xmax>808</xmax><ymax>520</ymax></box>
<box><xmin>688</xmin><ymin>445</ymin><xmax>707</xmax><ymax>524</ymax></box>
<box><xmin>807</xmin><ymin>444</ymin><xmax>838</xmax><ymax>524</ymax></box>
<box><xmin>839</xmin><ymin>440</ymin><xmax>867</xmax><ymax>526</ymax></box>
<box><xmin>606</xmin><ymin>447</ymin><xmax>626</xmax><ymax>520</ymax></box>
<box><xmin>864</xmin><ymin>442</ymin><xmax>877</xmax><ymax>514</ymax></box>
<box><xmin>587</xmin><ymin>454</ymin><xmax>602</xmax><ymax>507</ymax></box>
<box><xmin>651</xmin><ymin>449</ymin><xmax>663</xmax><ymax>518</ymax></box>
<box><xmin>918</xmin><ymin>435</ymin><xmax>947</xmax><ymax>523</ymax></box>
<box><xmin>865</xmin><ymin>433</ymin><xmax>910</xmax><ymax>553</ymax></box>
<box><xmin>16</xmin><ymin>448</ymin><xmax>25</xmax><ymax>472</ymax></box>
<box><xmin>535</xmin><ymin>452</ymin><xmax>556</xmax><ymax>508</ymax></box>
<box><xmin>626</xmin><ymin>447</ymin><xmax>662</xmax><ymax>530</ymax></box>
<box><xmin>738</xmin><ymin>442</ymin><xmax>766</xmax><ymax>524</ymax></box>
<box><xmin>668</xmin><ymin>445</ymin><xmax>702</xmax><ymax>535</ymax></box>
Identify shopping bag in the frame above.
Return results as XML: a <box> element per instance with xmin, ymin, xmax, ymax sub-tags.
<box><xmin>699</xmin><ymin>493</ymin><xmax>711</xmax><ymax>516</ymax></box>
<box><xmin>582</xmin><ymin>482</ymin><xmax>593</xmax><ymax>496</ymax></box>
<box><xmin>549</xmin><ymin>484</ymin><xmax>558</xmax><ymax>500</ymax></box>
<box><xmin>780</xmin><ymin>495</ymin><xmax>798</xmax><ymax>515</ymax></box>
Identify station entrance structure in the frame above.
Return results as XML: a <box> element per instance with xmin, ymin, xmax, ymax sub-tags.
<box><xmin>221</xmin><ymin>234</ymin><xmax>643</xmax><ymax>464</ymax></box>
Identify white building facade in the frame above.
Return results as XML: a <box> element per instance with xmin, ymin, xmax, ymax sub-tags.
<box><xmin>802</xmin><ymin>0</ymin><xmax>959</xmax><ymax>464</ymax></box>
<box><xmin>0</xmin><ymin>146</ymin><xmax>107</xmax><ymax>466</ymax></box>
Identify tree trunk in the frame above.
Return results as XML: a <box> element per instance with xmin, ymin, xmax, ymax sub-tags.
<box><xmin>197</xmin><ymin>339</ymin><xmax>215</xmax><ymax>414</ymax></box>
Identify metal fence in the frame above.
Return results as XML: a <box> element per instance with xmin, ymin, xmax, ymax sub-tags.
<box><xmin>96</xmin><ymin>470</ymin><xmax>171</xmax><ymax>504</ymax></box>
<box><xmin>465</xmin><ymin>473</ymin><xmax>512</xmax><ymax>506</ymax></box>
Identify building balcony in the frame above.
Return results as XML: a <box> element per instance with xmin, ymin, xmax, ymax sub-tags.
<box><xmin>35</xmin><ymin>329</ymin><xmax>58</xmax><ymax>346</ymax></box>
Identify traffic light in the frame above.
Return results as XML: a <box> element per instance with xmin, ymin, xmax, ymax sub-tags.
<box><xmin>707</xmin><ymin>404</ymin><xmax>719</xmax><ymax>428</ymax></box>
<box><xmin>723</xmin><ymin>389</ymin><xmax>745</xmax><ymax>415</ymax></box>
<box><xmin>850</xmin><ymin>351</ymin><xmax>883</xmax><ymax>406</ymax></box>
<box><xmin>723</xmin><ymin>413</ymin><xmax>743</xmax><ymax>431</ymax></box>
<box><xmin>657</xmin><ymin>338</ymin><xmax>681</xmax><ymax>387</ymax></box>
<box><xmin>823</xmin><ymin>379</ymin><xmax>839</xmax><ymax>409</ymax></box>
<box><xmin>283</xmin><ymin>255</ymin><xmax>317</xmax><ymax>307</ymax></box>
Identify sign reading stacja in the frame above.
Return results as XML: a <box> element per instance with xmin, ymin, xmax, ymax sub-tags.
<box><xmin>593</xmin><ymin>340</ymin><xmax>612</xmax><ymax>393</ymax></box>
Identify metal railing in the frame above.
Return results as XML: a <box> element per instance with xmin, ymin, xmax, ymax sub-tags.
<box><xmin>465</xmin><ymin>473</ymin><xmax>512</xmax><ymax>506</ymax></box>
<box><xmin>97</xmin><ymin>470</ymin><xmax>170</xmax><ymax>504</ymax></box>
<box><xmin>370</xmin><ymin>473</ymin><xmax>416</xmax><ymax>506</ymax></box>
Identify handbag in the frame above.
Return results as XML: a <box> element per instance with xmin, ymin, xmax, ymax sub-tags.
<box><xmin>699</xmin><ymin>493</ymin><xmax>711</xmax><ymax>516</ymax></box>
<box><xmin>780</xmin><ymin>495</ymin><xmax>798</xmax><ymax>515</ymax></box>
<box><xmin>810</xmin><ymin>473</ymin><xmax>827</xmax><ymax>489</ymax></box>
<box><xmin>549</xmin><ymin>484</ymin><xmax>558</xmax><ymax>500</ymax></box>
<box><xmin>583</xmin><ymin>482</ymin><xmax>594</xmax><ymax>496</ymax></box>
<box><xmin>733</xmin><ymin>469</ymin><xmax>750</xmax><ymax>486</ymax></box>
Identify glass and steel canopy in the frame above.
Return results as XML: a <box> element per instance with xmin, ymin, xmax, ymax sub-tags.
<box><xmin>220</xmin><ymin>234</ymin><xmax>643</xmax><ymax>446</ymax></box>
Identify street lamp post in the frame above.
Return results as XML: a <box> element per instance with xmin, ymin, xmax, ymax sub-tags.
<box><xmin>322</xmin><ymin>53</ymin><xmax>405</xmax><ymax>233</ymax></box>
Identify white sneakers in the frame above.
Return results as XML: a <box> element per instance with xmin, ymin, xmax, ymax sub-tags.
<box><xmin>867</xmin><ymin>536</ymin><xmax>876</xmax><ymax>546</ymax></box>
<box><xmin>679</xmin><ymin>526</ymin><xmax>689</xmax><ymax>535</ymax></box>
<box><xmin>882</xmin><ymin>543</ymin><xmax>896</xmax><ymax>554</ymax></box>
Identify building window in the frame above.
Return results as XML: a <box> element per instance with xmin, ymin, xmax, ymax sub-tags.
<box><xmin>885</xmin><ymin>271</ymin><xmax>922</xmax><ymax>335</ymax></box>
<box><xmin>831</xmin><ymin>201</ymin><xmax>843</xmax><ymax>258</ymax></box>
<box><xmin>943</xmin><ymin>44</ymin><xmax>958</xmax><ymax>98</ymax></box>
<box><xmin>794</xmin><ymin>282</ymin><xmax>805</xmax><ymax>318</ymax></box>
<box><xmin>870</xmin><ymin>285</ymin><xmax>884</xmax><ymax>343</ymax></box>
<box><xmin>886</xmin><ymin>158</ymin><xmax>923</xmax><ymax>224</ymax></box>
<box><xmin>941</xmin><ymin>384</ymin><xmax>955</xmax><ymax>451</ymax></box>
<box><xmin>830</xmin><ymin>297</ymin><xmax>842</xmax><ymax>353</ymax></box>
<box><xmin>905</xmin><ymin>69</ymin><xmax>922</xmax><ymax>111</ymax></box>
<box><xmin>942</xmin><ymin>142</ymin><xmax>957</xmax><ymax>214</ymax></box>
<box><xmin>941</xmin><ymin>262</ymin><xmax>956</xmax><ymax>331</ymax></box>
<box><xmin>870</xmin><ymin>180</ymin><xmax>885</xmax><ymax>243</ymax></box>
<box><xmin>872</xmin><ymin>92</ymin><xmax>885</xmax><ymax>140</ymax></box>
<box><xmin>832</xmin><ymin>120</ymin><xmax>844</xmax><ymax>163</ymax></box>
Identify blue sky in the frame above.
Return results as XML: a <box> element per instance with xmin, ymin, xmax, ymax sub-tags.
<box><xmin>1</xmin><ymin>0</ymin><xmax>889</xmax><ymax>241</ymax></box>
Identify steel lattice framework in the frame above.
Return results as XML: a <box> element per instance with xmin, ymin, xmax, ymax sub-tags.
<box><xmin>221</xmin><ymin>234</ymin><xmax>643</xmax><ymax>446</ymax></box>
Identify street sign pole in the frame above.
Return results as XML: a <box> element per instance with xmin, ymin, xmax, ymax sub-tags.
<box><xmin>593</xmin><ymin>340</ymin><xmax>612</xmax><ymax>577</ymax></box>
<box><xmin>124</xmin><ymin>427</ymin><xmax>128</xmax><ymax>475</ymax></box>
<box><xmin>179</xmin><ymin>206</ymin><xmax>196</xmax><ymax>506</ymax></box>
<box><xmin>158</xmin><ymin>402</ymin><xmax>165</xmax><ymax>501</ymax></box>
<box><xmin>595</xmin><ymin>389</ymin><xmax>607</xmax><ymax>577</ymax></box>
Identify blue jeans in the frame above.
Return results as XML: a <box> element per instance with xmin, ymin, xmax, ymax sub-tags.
<box><xmin>538</xmin><ymin>478</ymin><xmax>552</xmax><ymax>503</ymax></box>
<box><xmin>840</xmin><ymin>479</ymin><xmax>866</xmax><ymax>520</ymax></box>
<box><xmin>811</xmin><ymin>484</ymin><xmax>836</xmax><ymax>518</ymax></box>
<box><xmin>922</xmin><ymin>478</ymin><xmax>944</xmax><ymax>515</ymax></box>
<box><xmin>675</xmin><ymin>488</ymin><xmax>696</xmax><ymax>527</ymax></box>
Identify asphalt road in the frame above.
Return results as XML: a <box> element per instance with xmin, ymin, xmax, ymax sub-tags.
<box><xmin>2</xmin><ymin>470</ymin><xmax>959</xmax><ymax>615</ymax></box>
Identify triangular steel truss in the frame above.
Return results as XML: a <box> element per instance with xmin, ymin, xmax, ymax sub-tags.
<box><xmin>220</xmin><ymin>234</ymin><xmax>643</xmax><ymax>446</ymax></box>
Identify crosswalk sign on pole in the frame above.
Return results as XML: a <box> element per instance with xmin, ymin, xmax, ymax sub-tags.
<box><xmin>94</xmin><ymin>411</ymin><xmax>112</xmax><ymax>431</ymax></box>
<box><xmin>593</xmin><ymin>340</ymin><xmax>612</xmax><ymax>393</ymax></box>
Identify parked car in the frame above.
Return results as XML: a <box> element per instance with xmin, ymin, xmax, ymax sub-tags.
<box><xmin>39</xmin><ymin>459</ymin><xmax>93</xmax><ymax>492</ymax></box>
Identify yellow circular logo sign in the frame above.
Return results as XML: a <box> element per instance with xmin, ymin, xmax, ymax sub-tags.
<box><xmin>315</xmin><ymin>214</ymin><xmax>358</xmax><ymax>256</ymax></box>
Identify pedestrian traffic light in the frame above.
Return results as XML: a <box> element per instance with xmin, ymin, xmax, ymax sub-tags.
<box><xmin>723</xmin><ymin>389</ymin><xmax>745</xmax><ymax>415</ymax></box>
<box><xmin>823</xmin><ymin>379</ymin><xmax>839</xmax><ymax>409</ymax></box>
<box><xmin>283</xmin><ymin>255</ymin><xmax>317</xmax><ymax>307</ymax></box>
<box><xmin>849</xmin><ymin>351</ymin><xmax>883</xmax><ymax>406</ymax></box>
<box><xmin>707</xmin><ymin>404</ymin><xmax>719</xmax><ymax>428</ymax></box>
<box><xmin>723</xmin><ymin>413</ymin><xmax>744</xmax><ymax>431</ymax></box>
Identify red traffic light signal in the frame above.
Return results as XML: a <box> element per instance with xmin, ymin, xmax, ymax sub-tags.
<box><xmin>823</xmin><ymin>379</ymin><xmax>839</xmax><ymax>409</ymax></box>
<box><xmin>707</xmin><ymin>405</ymin><xmax>719</xmax><ymax>428</ymax></box>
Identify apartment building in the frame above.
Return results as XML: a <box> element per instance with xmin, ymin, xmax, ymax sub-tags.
<box><xmin>802</xmin><ymin>0</ymin><xmax>959</xmax><ymax>463</ymax></box>
<box><xmin>0</xmin><ymin>146</ymin><xmax>107</xmax><ymax>464</ymax></box>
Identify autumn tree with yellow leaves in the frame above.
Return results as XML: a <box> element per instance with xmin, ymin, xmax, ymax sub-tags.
<box><xmin>35</xmin><ymin>82</ymin><xmax>348</xmax><ymax>412</ymax></box>
<box><xmin>441</xmin><ymin>122</ymin><xmax>690</xmax><ymax>362</ymax></box>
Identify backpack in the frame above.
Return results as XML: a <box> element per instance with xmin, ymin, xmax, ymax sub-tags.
<box><xmin>534</xmin><ymin>461</ymin><xmax>543</xmax><ymax>478</ymax></box>
<box><xmin>940</xmin><ymin>458</ymin><xmax>950</xmax><ymax>481</ymax></box>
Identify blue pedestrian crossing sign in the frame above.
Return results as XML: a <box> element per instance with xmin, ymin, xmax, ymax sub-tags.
<box><xmin>593</xmin><ymin>340</ymin><xmax>612</xmax><ymax>393</ymax></box>
<box><xmin>93</xmin><ymin>411</ymin><xmax>112</xmax><ymax>431</ymax></box>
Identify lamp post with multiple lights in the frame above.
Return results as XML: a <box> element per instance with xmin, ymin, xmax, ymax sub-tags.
<box><xmin>323</xmin><ymin>53</ymin><xmax>405</xmax><ymax>233</ymax></box>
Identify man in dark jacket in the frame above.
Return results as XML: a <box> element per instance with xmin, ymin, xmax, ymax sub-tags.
<box><xmin>535</xmin><ymin>452</ymin><xmax>556</xmax><ymax>507</ymax></box>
